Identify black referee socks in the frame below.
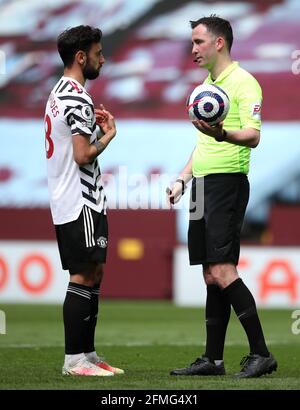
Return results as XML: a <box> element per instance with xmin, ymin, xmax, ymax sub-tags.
<box><xmin>204</xmin><ymin>284</ymin><xmax>231</xmax><ymax>361</ymax></box>
<box><xmin>223</xmin><ymin>278</ymin><xmax>269</xmax><ymax>357</ymax></box>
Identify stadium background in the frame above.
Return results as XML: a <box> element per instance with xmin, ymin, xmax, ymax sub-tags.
<box><xmin>1</xmin><ymin>0</ymin><xmax>299</xmax><ymax>308</ymax></box>
<box><xmin>0</xmin><ymin>1</ymin><xmax>300</xmax><ymax>309</ymax></box>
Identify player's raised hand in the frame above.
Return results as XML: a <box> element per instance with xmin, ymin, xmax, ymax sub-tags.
<box><xmin>95</xmin><ymin>104</ymin><xmax>116</xmax><ymax>137</ymax></box>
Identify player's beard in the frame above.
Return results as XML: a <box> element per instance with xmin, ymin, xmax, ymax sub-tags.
<box><xmin>83</xmin><ymin>58</ymin><xmax>100</xmax><ymax>80</ymax></box>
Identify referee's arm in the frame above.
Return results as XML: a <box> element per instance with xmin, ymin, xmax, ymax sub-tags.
<box><xmin>219</xmin><ymin>127</ymin><xmax>260</xmax><ymax>148</ymax></box>
<box><xmin>192</xmin><ymin>120</ymin><xmax>260</xmax><ymax>148</ymax></box>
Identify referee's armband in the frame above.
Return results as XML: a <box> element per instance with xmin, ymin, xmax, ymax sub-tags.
<box><xmin>176</xmin><ymin>178</ymin><xmax>187</xmax><ymax>195</ymax></box>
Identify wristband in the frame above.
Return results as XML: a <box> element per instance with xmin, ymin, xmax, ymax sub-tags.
<box><xmin>176</xmin><ymin>178</ymin><xmax>187</xmax><ymax>195</ymax></box>
<box><xmin>215</xmin><ymin>129</ymin><xmax>227</xmax><ymax>142</ymax></box>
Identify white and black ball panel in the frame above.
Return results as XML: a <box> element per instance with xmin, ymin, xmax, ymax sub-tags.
<box><xmin>187</xmin><ymin>84</ymin><xmax>230</xmax><ymax>125</ymax></box>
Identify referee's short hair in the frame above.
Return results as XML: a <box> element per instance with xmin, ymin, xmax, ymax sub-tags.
<box><xmin>190</xmin><ymin>15</ymin><xmax>233</xmax><ymax>52</ymax></box>
<box><xmin>57</xmin><ymin>25</ymin><xmax>102</xmax><ymax>67</ymax></box>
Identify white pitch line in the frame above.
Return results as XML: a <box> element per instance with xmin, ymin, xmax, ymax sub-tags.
<box><xmin>0</xmin><ymin>339</ymin><xmax>293</xmax><ymax>348</ymax></box>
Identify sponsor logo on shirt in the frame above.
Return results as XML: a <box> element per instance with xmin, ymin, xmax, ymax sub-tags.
<box><xmin>251</xmin><ymin>103</ymin><xmax>261</xmax><ymax>120</ymax></box>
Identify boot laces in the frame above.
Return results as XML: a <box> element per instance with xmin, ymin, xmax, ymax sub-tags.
<box><xmin>192</xmin><ymin>357</ymin><xmax>207</xmax><ymax>366</ymax></box>
<box><xmin>239</xmin><ymin>354</ymin><xmax>256</xmax><ymax>368</ymax></box>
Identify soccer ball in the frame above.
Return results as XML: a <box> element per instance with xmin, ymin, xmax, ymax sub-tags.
<box><xmin>187</xmin><ymin>83</ymin><xmax>230</xmax><ymax>125</ymax></box>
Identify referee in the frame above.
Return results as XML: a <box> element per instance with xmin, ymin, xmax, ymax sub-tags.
<box><xmin>168</xmin><ymin>16</ymin><xmax>277</xmax><ymax>378</ymax></box>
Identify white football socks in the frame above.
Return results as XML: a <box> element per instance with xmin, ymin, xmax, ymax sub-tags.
<box><xmin>85</xmin><ymin>351</ymin><xmax>99</xmax><ymax>363</ymax></box>
<box><xmin>64</xmin><ymin>352</ymin><xmax>85</xmax><ymax>367</ymax></box>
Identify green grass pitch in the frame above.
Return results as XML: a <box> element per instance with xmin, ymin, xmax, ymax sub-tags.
<box><xmin>0</xmin><ymin>301</ymin><xmax>299</xmax><ymax>390</ymax></box>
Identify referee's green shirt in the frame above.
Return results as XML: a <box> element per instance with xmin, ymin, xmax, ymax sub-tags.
<box><xmin>192</xmin><ymin>61</ymin><xmax>262</xmax><ymax>177</ymax></box>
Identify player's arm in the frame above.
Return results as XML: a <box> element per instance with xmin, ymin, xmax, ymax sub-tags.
<box><xmin>192</xmin><ymin>120</ymin><xmax>260</xmax><ymax>148</ymax></box>
<box><xmin>72</xmin><ymin>106</ymin><xmax>116</xmax><ymax>166</ymax></box>
<box><xmin>167</xmin><ymin>149</ymin><xmax>194</xmax><ymax>206</ymax></box>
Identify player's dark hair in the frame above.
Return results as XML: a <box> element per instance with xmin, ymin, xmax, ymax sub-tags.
<box><xmin>57</xmin><ymin>25</ymin><xmax>102</xmax><ymax>67</ymax></box>
<box><xmin>190</xmin><ymin>15</ymin><xmax>233</xmax><ymax>52</ymax></box>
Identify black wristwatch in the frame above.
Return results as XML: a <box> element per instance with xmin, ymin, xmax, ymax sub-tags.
<box><xmin>176</xmin><ymin>178</ymin><xmax>187</xmax><ymax>195</ymax></box>
<box><xmin>215</xmin><ymin>129</ymin><xmax>227</xmax><ymax>142</ymax></box>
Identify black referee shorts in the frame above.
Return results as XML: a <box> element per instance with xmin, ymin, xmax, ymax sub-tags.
<box><xmin>188</xmin><ymin>173</ymin><xmax>249</xmax><ymax>266</ymax></box>
<box><xmin>55</xmin><ymin>205</ymin><xmax>108</xmax><ymax>275</ymax></box>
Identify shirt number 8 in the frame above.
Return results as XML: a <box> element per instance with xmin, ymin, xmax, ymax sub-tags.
<box><xmin>45</xmin><ymin>114</ymin><xmax>54</xmax><ymax>159</ymax></box>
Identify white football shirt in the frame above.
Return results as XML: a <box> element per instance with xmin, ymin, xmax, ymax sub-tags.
<box><xmin>45</xmin><ymin>76</ymin><xmax>107</xmax><ymax>225</ymax></box>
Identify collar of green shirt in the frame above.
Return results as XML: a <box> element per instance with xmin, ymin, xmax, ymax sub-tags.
<box><xmin>208</xmin><ymin>61</ymin><xmax>239</xmax><ymax>83</ymax></box>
